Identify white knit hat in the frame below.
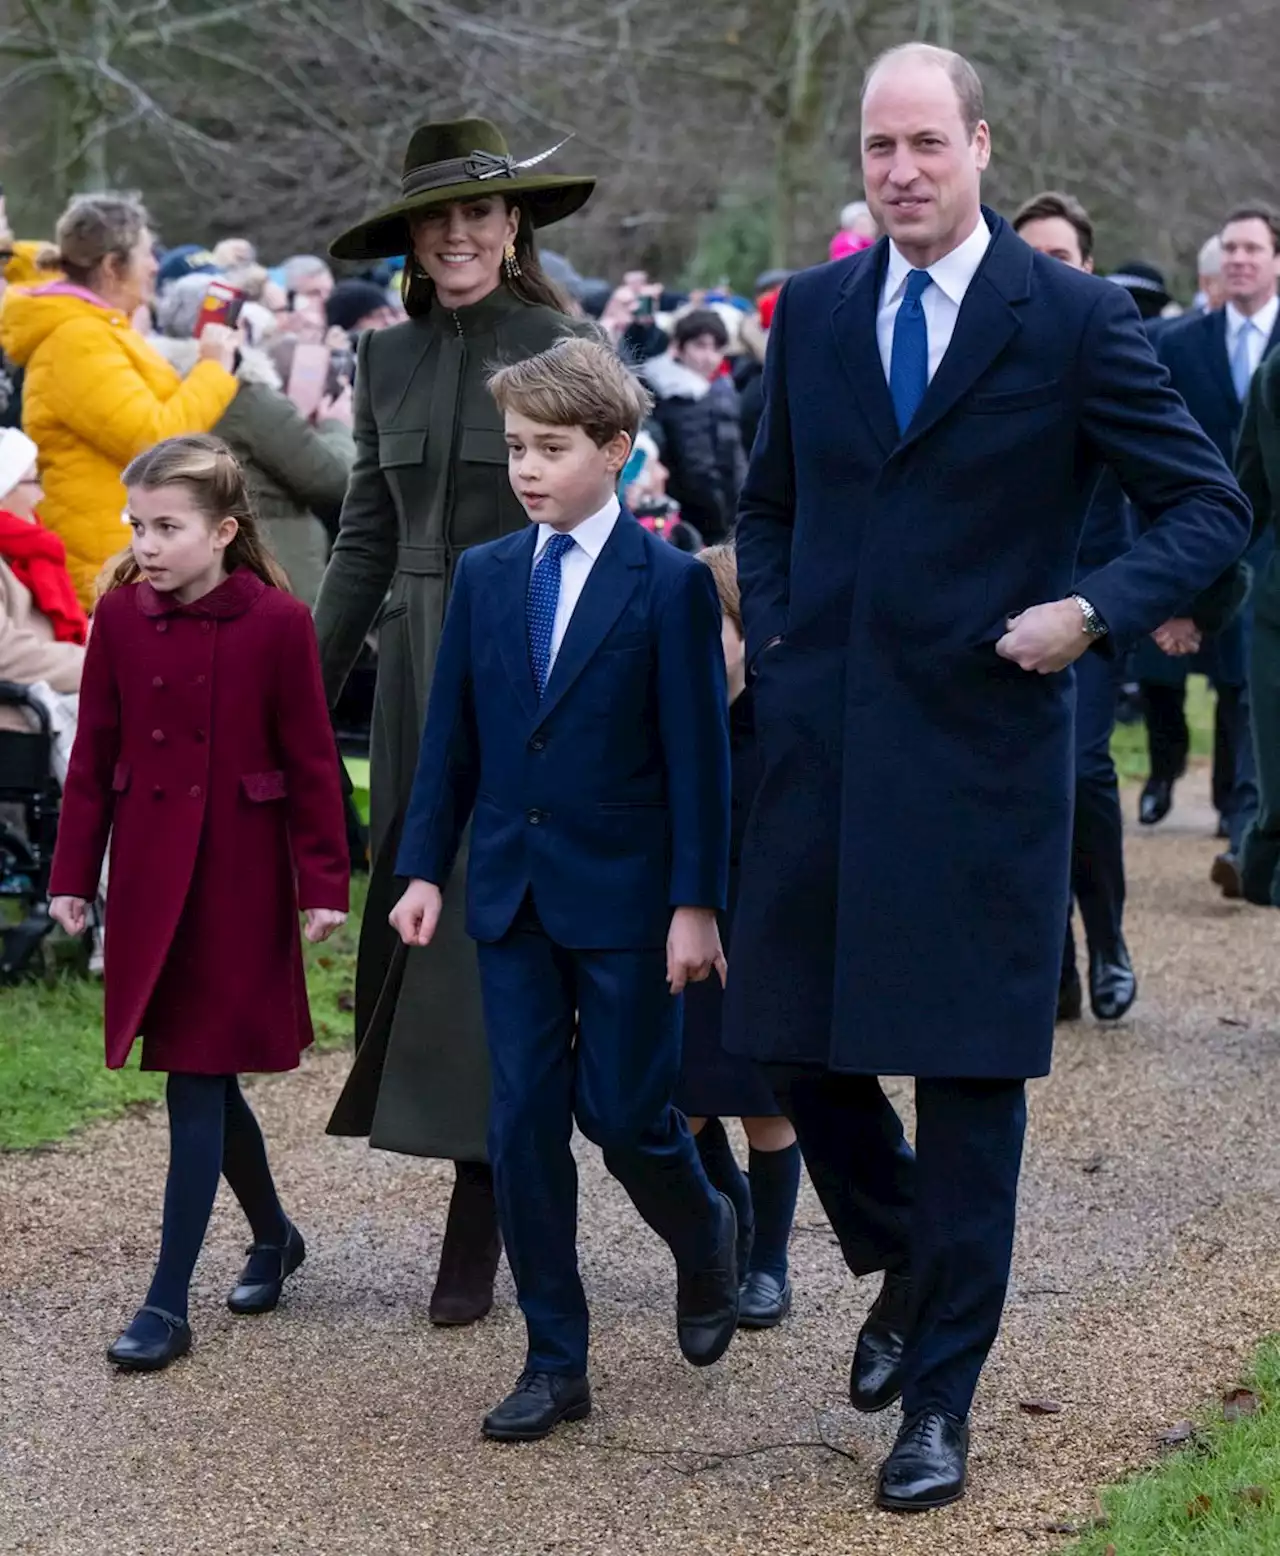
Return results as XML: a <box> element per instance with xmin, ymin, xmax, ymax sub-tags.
<box><xmin>0</xmin><ymin>428</ymin><xmax>38</xmax><ymax>504</ymax></box>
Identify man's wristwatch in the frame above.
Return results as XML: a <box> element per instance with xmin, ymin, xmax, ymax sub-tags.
<box><xmin>1072</xmin><ymin>594</ymin><xmax>1108</xmax><ymax>640</ymax></box>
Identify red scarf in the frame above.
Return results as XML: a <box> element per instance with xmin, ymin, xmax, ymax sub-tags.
<box><xmin>0</xmin><ymin>510</ymin><xmax>88</xmax><ymax>644</ymax></box>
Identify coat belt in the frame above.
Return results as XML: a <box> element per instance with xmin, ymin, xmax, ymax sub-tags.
<box><xmin>397</xmin><ymin>543</ymin><xmax>448</xmax><ymax>577</ymax></box>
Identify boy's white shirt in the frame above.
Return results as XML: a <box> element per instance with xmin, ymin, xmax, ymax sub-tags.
<box><xmin>530</xmin><ymin>494</ymin><xmax>621</xmax><ymax>671</ymax></box>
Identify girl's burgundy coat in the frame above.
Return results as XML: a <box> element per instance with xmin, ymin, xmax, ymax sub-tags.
<box><xmin>50</xmin><ymin>569</ymin><xmax>349</xmax><ymax>1073</ymax></box>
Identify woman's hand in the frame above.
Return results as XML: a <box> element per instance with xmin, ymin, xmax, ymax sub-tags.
<box><xmin>197</xmin><ymin>323</ymin><xmax>241</xmax><ymax>371</ymax></box>
<box><xmin>389</xmin><ymin>880</ymin><xmax>442</xmax><ymax>948</ymax></box>
<box><xmin>303</xmin><ymin>907</ymin><xmax>347</xmax><ymax>944</ymax></box>
<box><xmin>50</xmin><ymin>896</ymin><xmax>88</xmax><ymax>937</ymax></box>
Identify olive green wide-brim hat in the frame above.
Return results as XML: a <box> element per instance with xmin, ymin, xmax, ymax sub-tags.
<box><xmin>330</xmin><ymin>116</ymin><xmax>596</xmax><ymax>262</ymax></box>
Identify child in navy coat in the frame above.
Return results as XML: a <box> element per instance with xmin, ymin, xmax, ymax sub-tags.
<box><xmin>390</xmin><ymin>338</ymin><xmax>739</xmax><ymax>1442</ymax></box>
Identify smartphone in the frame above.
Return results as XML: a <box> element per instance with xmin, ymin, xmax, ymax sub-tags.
<box><xmin>194</xmin><ymin>279</ymin><xmax>244</xmax><ymax>336</ymax></box>
<box><xmin>286</xmin><ymin>342</ymin><xmax>330</xmax><ymax>419</ymax></box>
<box><xmin>327</xmin><ymin>346</ymin><xmax>354</xmax><ymax>397</ymax></box>
<box><xmin>634</xmin><ymin>294</ymin><xmax>654</xmax><ymax>320</ymax></box>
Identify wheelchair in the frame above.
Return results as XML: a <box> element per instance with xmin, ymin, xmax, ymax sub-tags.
<box><xmin>0</xmin><ymin>681</ymin><xmax>63</xmax><ymax>980</ymax></box>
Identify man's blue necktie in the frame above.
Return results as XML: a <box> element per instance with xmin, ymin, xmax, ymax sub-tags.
<box><xmin>889</xmin><ymin>269</ymin><xmax>933</xmax><ymax>433</ymax></box>
<box><xmin>527</xmin><ymin>531</ymin><xmax>576</xmax><ymax>697</ymax></box>
<box><xmin>1231</xmin><ymin>318</ymin><xmax>1257</xmax><ymax>403</ymax></box>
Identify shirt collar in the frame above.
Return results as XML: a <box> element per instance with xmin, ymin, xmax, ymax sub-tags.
<box><xmin>1226</xmin><ymin>295</ymin><xmax>1278</xmax><ymax>342</ymax></box>
<box><xmin>884</xmin><ymin>213</ymin><xmax>992</xmax><ymax>307</ymax></box>
<box><xmin>532</xmin><ymin>494</ymin><xmax>621</xmax><ymax>561</ymax></box>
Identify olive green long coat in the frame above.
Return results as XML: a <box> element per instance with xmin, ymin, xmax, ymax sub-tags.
<box><xmin>315</xmin><ymin>286</ymin><xmax>587</xmax><ymax>1160</ymax></box>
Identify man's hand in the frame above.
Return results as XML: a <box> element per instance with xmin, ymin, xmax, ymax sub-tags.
<box><xmin>389</xmin><ymin>880</ymin><xmax>443</xmax><ymax>948</ymax></box>
<box><xmin>666</xmin><ymin>907</ymin><xmax>727</xmax><ymax>994</ymax></box>
<box><xmin>995</xmin><ymin>599</ymin><xmax>1093</xmax><ymax>674</ymax></box>
<box><xmin>1152</xmin><ymin>616</ymin><xmax>1202</xmax><ymax>657</ymax></box>
<box><xmin>49</xmin><ymin>895</ymin><xmax>87</xmax><ymax>937</ymax></box>
<box><xmin>304</xmin><ymin>908</ymin><xmax>347</xmax><ymax>944</ymax></box>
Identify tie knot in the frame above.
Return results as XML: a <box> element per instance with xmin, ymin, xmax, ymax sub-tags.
<box><xmin>542</xmin><ymin>531</ymin><xmax>575</xmax><ymax>562</ymax></box>
<box><xmin>904</xmin><ymin>269</ymin><xmax>932</xmax><ymax>303</ymax></box>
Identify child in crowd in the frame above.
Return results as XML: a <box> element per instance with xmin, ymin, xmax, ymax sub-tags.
<box><xmin>640</xmin><ymin>309</ymin><xmax>746</xmax><ymax>544</ymax></box>
<box><xmin>390</xmin><ymin>337</ymin><xmax>739</xmax><ymax>1443</ymax></box>
<box><xmin>49</xmin><ymin>433</ymin><xmax>348</xmax><ymax>1372</ymax></box>
<box><xmin>675</xmin><ymin>544</ymin><xmax>802</xmax><ymax>1329</ymax></box>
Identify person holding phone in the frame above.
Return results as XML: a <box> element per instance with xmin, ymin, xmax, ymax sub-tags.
<box><xmin>0</xmin><ymin>194</ymin><xmax>239</xmax><ymax>605</ymax></box>
<box><xmin>315</xmin><ymin>116</ymin><xmax>596</xmax><ymax>1329</ymax></box>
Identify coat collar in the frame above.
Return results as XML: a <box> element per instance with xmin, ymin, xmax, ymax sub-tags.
<box><xmin>831</xmin><ymin>207</ymin><xmax>1031</xmax><ymax>457</ymax></box>
<box><xmin>491</xmin><ymin>512</ymin><xmax>647</xmax><ymax>721</ymax></box>
<box><xmin>135</xmin><ymin>566</ymin><xmax>268</xmax><ymax>620</ymax></box>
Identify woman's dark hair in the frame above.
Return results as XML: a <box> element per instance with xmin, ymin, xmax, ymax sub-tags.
<box><xmin>101</xmin><ymin>434</ymin><xmax>290</xmax><ymax>597</ymax></box>
<box><xmin>674</xmin><ymin>308</ymin><xmax>729</xmax><ymax>351</ymax></box>
<box><xmin>400</xmin><ymin>200</ymin><xmax>571</xmax><ymax>318</ymax></box>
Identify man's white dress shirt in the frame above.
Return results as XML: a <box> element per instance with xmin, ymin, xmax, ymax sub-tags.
<box><xmin>1226</xmin><ymin>294</ymin><xmax>1278</xmax><ymax>384</ymax></box>
<box><xmin>876</xmin><ymin>215</ymin><xmax>993</xmax><ymax>385</ymax></box>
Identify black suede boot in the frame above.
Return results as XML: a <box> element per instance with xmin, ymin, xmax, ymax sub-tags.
<box><xmin>429</xmin><ymin>1161</ymin><xmax>503</xmax><ymax>1326</ymax></box>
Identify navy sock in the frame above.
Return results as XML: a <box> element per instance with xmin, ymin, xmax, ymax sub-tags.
<box><xmin>222</xmin><ymin>1078</ymin><xmax>289</xmax><ymax>1281</ymax></box>
<box><xmin>131</xmin><ymin>1074</ymin><xmax>228</xmax><ymax>1340</ymax></box>
<box><xmin>695</xmin><ymin>1117</ymin><xmax>753</xmax><ymax>1236</ymax></box>
<box><xmin>746</xmin><ymin>1141</ymin><xmax>801</xmax><ymax>1283</ymax></box>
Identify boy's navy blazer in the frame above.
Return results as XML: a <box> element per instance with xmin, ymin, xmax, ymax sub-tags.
<box><xmin>396</xmin><ymin>509</ymin><xmax>731</xmax><ymax>949</ymax></box>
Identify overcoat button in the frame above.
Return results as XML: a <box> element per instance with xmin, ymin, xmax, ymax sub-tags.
<box><xmin>151</xmin><ymin>729</ymin><xmax>165</xmax><ymax>744</ymax></box>
<box><xmin>156</xmin><ymin>622</ymin><xmax>167</xmax><ymax>634</ymax></box>
<box><xmin>201</xmin><ymin>621</ymin><xmax>212</xmax><ymax>634</ymax></box>
<box><xmin>196</xmin><ymin>675</ymin><xmax>206</xmax><ymax>686</ymax></box>
<box><xmin>527</xmin><ymin>808</ymin><xmax>545</xmax><ymax>825</ymax></box>
<box><xmin>189</xmin><ymin>786</ymin><xmax>202</xmax><ymax>799</ymax></box>
<box><xmin>153</xmin><ymin>786</ymin><xmax>164</xmax><ymax>799</ymax></box>
<box><xmin>529</xmin><ymin>735</ymin><xmax>546</xmax><ymax>752</ymax></box>
<box><xmin>152</xmin><ymin>676</ymin><xmax>164</xmax><ymax>690</ymax></box>
<box><xmin>194</xmin><ymin>729</ymin><xmax>206</xmax><ymax>743</ymax></box>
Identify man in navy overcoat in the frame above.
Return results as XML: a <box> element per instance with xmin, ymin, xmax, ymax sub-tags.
<box><xmin>726</xmin><ymin>42</ymin><xmax>1250</xmax><ymax>1513</ymax></box>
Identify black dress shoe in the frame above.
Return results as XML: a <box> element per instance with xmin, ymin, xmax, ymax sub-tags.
<box><xmin>850</xmin><ymin>1270</ymin><xmax>912</xmax><ymax>1413</ymax></box>
<box><xmin>676</xmin><ymin>1193</ymin><xmax>739</xmax><ymax>1366</ymax></box>
<box><xmin>481</xmin><ymin>1370</ymin><xmax>591</xmax><ymax>1442</ymax></box>
<box><xmin>737</xmin><ymin>1271</ymin><xmax>792</xmax><ymax>1330</ymax></box>
<box><xmin>1211</xmin><ymin>851</ymin><xmax>1243</xmax><ymax>900</ymax></box>
<box><xmin>876</xmin><ymin>1408</ymin><xmax>970</xmax><ymax>1512</ymax></box>
<box><xmin>107</xmin><ymin>1306</ymin><xmax>192</xmax><ymax>1372</ymax></box>
<box><xmin>1088</xmin><ymin>940</ymin><xmax>1136</xmax><ymax>1022</ymax></box>
<box><xmin>1057</xmin><ymin>971</ymin><xmax>1083</xmax><ymax>1024</ymax></box>
<box><xmin>430</xmin><ymin>1164</ymin><xmax>502</xmax><ymax>1326</ymax></box>
<box><xmin>1139</xmin><ymin>778</ymin><xmax>1174</xmax><ymax>826</ymax></box>
<box><xmin>228</xmin><ymin>1223</ymin><xmax>306</xmax><ymax>1315</ymax></box>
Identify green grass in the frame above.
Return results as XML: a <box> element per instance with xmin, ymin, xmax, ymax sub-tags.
<box><xmin>1111</xmin><ymin>673</ymin><xmax>1215</xmax><ymax>785</ymax></box>
<box><xmin>1067</xmin><ymin>1337</ymin><xmax>1280</xmax><ymax>1555</ymax></box>
<box><xmin>0</xmin><ymin>877</ymin><xmax>365</xmax><ymax>1152</ymax></box>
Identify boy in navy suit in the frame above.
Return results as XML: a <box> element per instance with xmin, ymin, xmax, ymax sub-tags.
<box><xmin>390</xmin><ymin>338</ymin><xmax>739</xmax><ymax>1442</ymax></box>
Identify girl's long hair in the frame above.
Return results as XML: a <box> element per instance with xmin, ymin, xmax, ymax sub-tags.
<box><xmin>99</xmin><ymin>434</ymin><xmax>290</xmax><ymax>598</ymax></box>
<box><xmin>401</xmin><ymin>201</ymin><xmax>571</xmax><ymax>319</ymax></box>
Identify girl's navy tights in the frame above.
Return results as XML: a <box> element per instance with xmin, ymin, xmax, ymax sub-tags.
<box><xmin>125</xmin><ymin>1074</ymin><xmax>289</xmax><ymax>1345</ymax></box>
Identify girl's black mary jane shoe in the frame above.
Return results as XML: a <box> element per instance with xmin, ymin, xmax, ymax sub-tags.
<box><xmin>107</xmin><ymin>1306</ymin><xmax>192</xmax><ymax>1372</ymax></box>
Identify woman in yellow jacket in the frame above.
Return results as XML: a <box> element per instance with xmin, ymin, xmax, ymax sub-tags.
<box><xmin>0</xmin><ymin>195</ymin><xmax>239</xmax><ymax>604</ymax></box>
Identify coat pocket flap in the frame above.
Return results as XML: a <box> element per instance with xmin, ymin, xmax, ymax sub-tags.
<box><xmin>242</xmin><ymin>769</ymin><xmax>288</xmax><ymax>803</ymax></box>
<box><xmin>459</xmin><ymin>425</ymin><xmax>510</xmax><ymax>465</ymax></box>
<box><xmin>378</xmin><ymin>428</ymin><xmax>427</xmax><ymax>468</ymax></box>
<box><xmin>966</xmin><ymin>381</ymin><xmax>1063</xmax><ymax>414</ymax></box>
<box><xmin>111</xmin><ymin>761</ymin><xmax>131</xmax><ymax>793</ymax></box>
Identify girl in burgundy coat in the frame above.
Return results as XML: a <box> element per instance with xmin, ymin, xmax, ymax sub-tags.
<box><xmin>50</xmin><ymin>433</ymin><xmax>349</xmax><ymax>1373</ymax></box>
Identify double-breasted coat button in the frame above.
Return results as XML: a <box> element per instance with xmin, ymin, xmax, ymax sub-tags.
<box><xmin>151</xmin><ymin>729</ymin><xmax>165</xmax><ymax>744</ymax></box>
<box><xmin>153</xmin><ymin>785</ymin><xmax>164</xmax><ymax>799</ymax></box>
<box><xmin>152</xmin><ymin>676</ymin><xmax>164</xmax><ymax>689</ymax></box>
<box><xmin>189</xmin><ymin>785</ymin><xmax>202</xmax><ymax>799</ymax></box>
<box><xmin>156</xmin><ymin>622</ymin><xmax>167</xmax><ymax>634</ymax></box>
<box><xmin>196</xmin><ymin>674</ymin><xmax>206</xmax><ymax>686</ymax></box>
<box><xmin>527</xmin><ymin>808</ymin><xmax>545</xmax><ymax>825</ymax></box>
<box><xmin>529</xmin><ymin>735</ymin><xmax>546</xmax><ymax>752</ymax></box>
<box><xmin>201</xmin><ymin>621</ymin><xmax>212</xmax><ymax>634</ymax></box>
<box><xmin>194</xmin><ymin>729</ymin><xmax>206</xmax><ymax>743</ymax></box>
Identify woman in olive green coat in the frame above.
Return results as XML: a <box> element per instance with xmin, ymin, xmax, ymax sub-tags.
<box><xmin>315</xmin><ymin>117</ymin><xmax>595</xmax><ymax>1325</ymax></box>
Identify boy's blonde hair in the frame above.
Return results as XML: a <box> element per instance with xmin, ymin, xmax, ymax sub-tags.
<box><xmin>487</xmin><ymin>337</ymin><xmax>654</xmax><ymax>447</ymax></box>
<box><xmin>698</xmin><ymin>542</ymin><xmax>741</xmax><ymax>634</ymax></box>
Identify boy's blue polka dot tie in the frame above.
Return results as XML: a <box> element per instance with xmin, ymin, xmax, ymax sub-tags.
<box><xmin>527</xmin><ymin>531</ymin><xmax>576</xmax><ymax>697</ymax></box>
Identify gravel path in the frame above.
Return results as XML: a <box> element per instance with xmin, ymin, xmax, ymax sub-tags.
<box><xmin>4</xmin><ymin>766</ymin><xmax>1279</xmax><ymax>1556</ymax></box>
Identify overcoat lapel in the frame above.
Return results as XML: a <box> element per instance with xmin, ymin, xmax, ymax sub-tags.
<box><xmin>493</xmin><ymin>527</ymin><xmax>540</xmax><ymax>720</ymax></box>
<box><xmin>1204</xmin><ymin>311</ymin><xmax>1242</xmax><ymax>417</ymax></box>
<box><xmin>831</xmin><ymin>240</ymin><xmax>899</xmax><ymax>459</ymax></box>
<box><xmin>898</xmin><ymin>212</ymin><xmax>1030</xmax><ymax>453</ymax></box>
<box><xmin>536</xmin><ymin>516</ymin><xmax>645</xmax><ymax>722</ymax></box>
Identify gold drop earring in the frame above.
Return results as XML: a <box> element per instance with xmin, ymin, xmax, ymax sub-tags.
<box><xmin>503</xmin><ymin>242</ymin><xmax>523</xmax><ymax>280</ymax></box>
